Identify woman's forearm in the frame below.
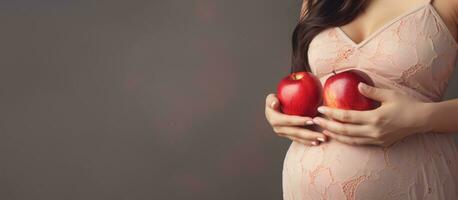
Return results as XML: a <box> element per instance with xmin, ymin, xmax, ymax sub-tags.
<box><xmin>424</xmin><ymin>99</ymin><xmax>458</xmax><ymax>134</ymax></box>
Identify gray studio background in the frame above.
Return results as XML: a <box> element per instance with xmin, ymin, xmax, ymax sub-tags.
<box><xmin>0</xmin><ymin>0</ymin><xmax>457</xmax><ymax>200</ymax></box>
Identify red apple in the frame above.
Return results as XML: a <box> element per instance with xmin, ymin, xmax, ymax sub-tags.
<box><xmin>323</xmin><ymin>70</ymin><xmax>379</xmax><ymax>110</ymax></box>
<box><xmin>277</xmin><ymin>71</ymin><xmax>322</xmax><ymax>117</ymax></box>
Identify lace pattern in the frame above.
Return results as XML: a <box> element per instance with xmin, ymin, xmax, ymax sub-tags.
<box><xmin>283</xmin><ymin>2</ymin><xmax>458</xmax><ymax>199</ymax></box>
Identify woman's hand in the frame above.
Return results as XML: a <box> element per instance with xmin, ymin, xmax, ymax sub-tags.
<box><xmin>265</xmin><ymin>93</ymin><xmax>327</xmax><ymax>146</ymax></box>
<box><xmin>312</xmin><ymin>83</ymin><xmax>431</xmax><ymax>147</ymax></box>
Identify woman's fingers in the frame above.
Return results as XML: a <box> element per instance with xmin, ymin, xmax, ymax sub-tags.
<box><xmin>269</xmin><ymin>111</ymin><xmax>314</xmax><ymax>126</ymax></box>
<box><xmin>274</xmin><ymin>126</ymin><xmax>327</xmax><ymax>142</ymax></box>
<box><xmin>284</xmin><ymin>135</ymin><xmax>320</xmax><ymax>146</ymax></box>
<box><xmin>317</xmin><ymin>106</ymin><xmax>372</xmax><ymax>124</ymax></box>
<box><xmin>265</xmin><ymin>94</ymin><xmax>314</xmax><ymax>127</ymax></box>
<box><xmin>358</xmin><ymin>83</ymin><xmax>395</xmax><ymax>102</ymax></box>
<box><xmin>313</xmin><ymin>117</ymin><xmax>374</xmax><ymax>138</ymax></box>
<box><xmin>266</xmin><ymin>93</ymin><xmax>280</xmax><ymax>111</ymax></box>
<box><xmin>266</xmin><ymin>93</ymin><xmax>327</xmax><ymax>146</ymax></box>
<box><xmin>323</xmin><ymin>130</ymin><xmax>376</xmax><ymax>146</ymax></box>
<box><xmin>266</xmin><ymin>108</ymin><xmax>312</xmax><ymax>127</ymax></box>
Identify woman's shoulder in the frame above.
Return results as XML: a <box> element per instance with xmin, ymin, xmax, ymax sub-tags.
<box><xmin>433</xmin><ymin>0</ymin><xmax>458</xmax><ymax>41</ymax></box>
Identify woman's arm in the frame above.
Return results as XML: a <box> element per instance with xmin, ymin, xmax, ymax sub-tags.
<box><xmin>424</xmin><ymin>99</ymin><xmax>458</xmax><ymax>133</ymax></box>
<box><xmin>310</xmin><ymin>83</ymin><xmax>458</xmax><ymax>147</ymax></box>
<box><xmin>428</xmin><ymin>0</ymin><xmax>458</xmax><ymax>133</ymax></box>
<box><xmin>418</xmin><ymin>0</ymin><xmax>458</xmax><ymax>133</ymax></box>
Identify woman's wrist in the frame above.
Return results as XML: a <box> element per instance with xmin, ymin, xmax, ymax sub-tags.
<box><xmin>416</xmin><ymin>99</ymin><xmax>458</xmax><ymax>134</ymax></box>
<box><xmin>418</xmin><ymin>102</ymin><xmax>437</xmax><ymax>133</ymax></box>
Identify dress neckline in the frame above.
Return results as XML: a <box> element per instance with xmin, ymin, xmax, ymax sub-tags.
<box><xmin>336</xmin><ymin>2</ymin><xmax>430</xmax><ymax>48</ymax></box>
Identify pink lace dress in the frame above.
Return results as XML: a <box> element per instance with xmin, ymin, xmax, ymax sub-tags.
<box><xmin>282</xmin><ymin>1</ymin><xmax>458</xmax><ymax>199</ymax></box>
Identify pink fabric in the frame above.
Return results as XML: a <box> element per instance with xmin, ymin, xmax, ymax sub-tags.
<box><xmin>282</xmin><ymin>1</ymin><xmax>458</xmax><ymax>199</ymax></box>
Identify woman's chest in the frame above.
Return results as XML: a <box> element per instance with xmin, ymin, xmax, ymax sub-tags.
<box><xmin>307</xmin><ymin>8</ymin><xmax>457</xmax><ymax>100</ymax></box>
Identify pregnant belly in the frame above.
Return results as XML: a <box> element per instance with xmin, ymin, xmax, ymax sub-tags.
<box><xmin>282</xmin><ymin>133</ymin><xmax>458</xmax><ymax>200</ymax></box>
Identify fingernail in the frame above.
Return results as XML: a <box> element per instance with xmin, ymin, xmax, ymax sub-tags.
<box><xmin>271</xmin><ymin>101</ymin><xmax>276</xmax><ymax>108</ymax></box>
<box><xmin>322</xmin><ymin>130</ymin><xmax>330</xmax><ymax>136</ymax></box>
<box><xmin>317</xmin><ymin>137</ymin><xmax>325</xmax><ymax>142</ymax></box>
<box><xmin>358</xmin><ymin>82</ymin><xmax>367</xmax><ymax>90</ymax></box>
<box><xmin>311</xmin><ymin>141</ymin><xmax>319</xmax><ymax>146</ymax></box>
<box><xmin>305</xmin><ymin>120</ymin><xmax>314</xmax><ymax>125</ymax></box>
<box><xmin>317</xmin><ymin>106</ymin><xmax>327</xmax><ymax>114</ymax></box>
<box><xmin>312</xmin><ymin>118</ymin><xmax>321</xmax><ymax>125</ymax></box>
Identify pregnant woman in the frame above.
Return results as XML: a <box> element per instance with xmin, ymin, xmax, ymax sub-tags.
<box><xmin>265</xmin><ymin>0</ymin><xmax>458</xmax><ymax>199</ymax></box>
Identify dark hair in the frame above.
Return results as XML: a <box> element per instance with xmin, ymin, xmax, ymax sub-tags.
<box><xmin>291</xmin><ymin>0</ymin><xmax>369</xmax><ymax>73</ymax></box>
